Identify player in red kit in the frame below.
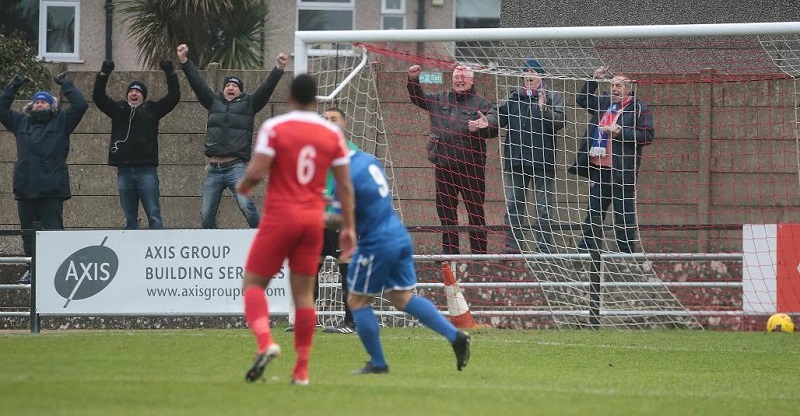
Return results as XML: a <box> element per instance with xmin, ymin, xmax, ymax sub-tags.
<box><xmin>236</xmin><ymin>74</ymin><xmax>355</xmax><ymax>385</ymax></box>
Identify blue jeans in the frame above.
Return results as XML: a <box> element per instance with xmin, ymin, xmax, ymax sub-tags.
<box><xmin>117</xmin><ymin>166</ymin><xmax>163</xmax><ymax>230</ymax></box>
<box><xmin>201</xmin><ymin>161</ymin><xmax>259</xmax><ymax>229</ymax></box>
<box><xmin>503</xmin><ymin>166</ymin><xmax>555</xmax><ymax>253</ymax></box>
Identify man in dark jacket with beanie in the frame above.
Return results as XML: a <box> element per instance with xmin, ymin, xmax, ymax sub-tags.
<box><xmin>0</xmin><ymin>73</ymin><xmax>88</xmax><ymax>284</ymax></box>
<box><xmin>93</xmin><ymin>59</ymin><xmax>180</xmax><ymax>230</ymax></box>
<box><xmin>176</xmin><ymin>43</ymin><xmax>288</xmax><ymax>229</ymax></box>
<box><xmin>498</xmin><ymin>59</ymin><xmax>565</xmax><ymax>254</ymax></box>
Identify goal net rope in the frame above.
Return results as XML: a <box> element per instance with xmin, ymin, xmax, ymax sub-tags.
<box><xmin>303</xmin><ymin>23</ymin><xmax>800</xmax><ymax>330</ymax></box>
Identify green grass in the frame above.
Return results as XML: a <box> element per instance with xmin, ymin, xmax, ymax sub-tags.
<box><xmin>1</xmin><ymin>327</ymin><xmax>797</xmax><ymax>416</ymax></box>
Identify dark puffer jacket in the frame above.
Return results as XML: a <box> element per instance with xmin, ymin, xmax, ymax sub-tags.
<box><xmin>407</xmin><ymin>79</ymin><xmax>498</xmax><ymax>168</ymax></box>
<box><xmin>0</xmin><ymin>79</ymin><xmax>88</xmax><ymax>200</ymax></box>
<box><xmin>498</xmin><ymin>87</ymin><xmax>565</xmax><ymax>173</ymax></box>
<box><xmin>181</xmin><ymin>60</ymin><xmax>284</xmax><ymax>161</ymax></box>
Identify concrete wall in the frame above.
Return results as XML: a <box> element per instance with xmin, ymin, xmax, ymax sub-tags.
<box><xmin>2</xmin><ymin>66</ymin><xmax>798</xmax><ymax>256</ymax></box>
<box><xmin>501</xmin><ymin>0</ymin><xmax>799</xmax><ymax>27</ymax></box>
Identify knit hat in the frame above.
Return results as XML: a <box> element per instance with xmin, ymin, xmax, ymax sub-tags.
<box><xmin>31</xmin><ymin>91</ymin><xmax>55</xmax><ymax>105</ymax></box>
<box><xmin>223</xmin><ymin>76</ymin><xmax>244</xmax><ymax>91</ymax></box>
<box><xmin>521</xmin><ymin>59</ymin><xmax>545</xmax><ymax>74</ymax></box>
<box><xmin>127</xmin><ymin>81</ymin><xmax>148</xmax><ymax>99</ymax></box>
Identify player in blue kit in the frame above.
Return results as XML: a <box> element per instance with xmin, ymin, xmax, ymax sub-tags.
<box><xmin>329</xmin><ymin>150</ymin><xmax>471</xmax><ymax>374</ymax></box>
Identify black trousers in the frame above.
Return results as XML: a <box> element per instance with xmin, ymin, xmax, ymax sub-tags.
<box><xmin>17</xmin><ymin>198</ymin><xmax>65</xmax><ymax>258</ymax></box>
<box><xmin>317</xmin><ymin>227</ymin><xmax>353</xmax><ymax>325</ymax></box>
<box><xmin>577</xmin><ymin>169</ymin><xmax>638</xmax><ymax>253</ymax></box>
<box><xmin>434</xmin><ymin>163</ymin><xmax>487</xmax><ymax>255</ymax></box>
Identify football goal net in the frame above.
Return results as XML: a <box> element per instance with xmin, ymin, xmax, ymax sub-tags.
<box><xmin>300</xmin><ymin>22</ymin><xmax>800</xmax><ymax>330</ymax></box>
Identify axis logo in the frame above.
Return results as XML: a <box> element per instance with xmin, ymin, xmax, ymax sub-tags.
<box><xmin>54</xmin><ymin>236</ymin><xmax>119</xmax><ymax>308</ymax></box>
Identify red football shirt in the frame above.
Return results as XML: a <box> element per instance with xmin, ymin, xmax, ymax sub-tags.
<box><xmin>254</xmin><ymin>110</ymin><xmax>349</xmax><ymax>218</ymax></box>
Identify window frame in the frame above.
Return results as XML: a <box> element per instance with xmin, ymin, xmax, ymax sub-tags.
<box><xmin>381</xmin><ymin>0</ymin><xmax>405</xmax><ymax>30</ymax></box>
<box><xmin>296</xmin><ymin>0</ymin><xmax>355</xmax><ymax>55</ymax></box>
<box><xmin>296</xmin><ymin>0</ymin><xmax>355</xmax><ymax>31</ymax></box>
<box><xmin>381</xmin><ymin>15</ymin><xmax>405</xmax><ymax>30</ymax></box>
<box><xmin>381</xmin><ymin>0</ymin><xmax>406</xmax><ymax>14</ymax></box>
<box><xmin>38</xmin><ymin>0</ymin><xmax>81</xmax><ymax>62</ymax></box>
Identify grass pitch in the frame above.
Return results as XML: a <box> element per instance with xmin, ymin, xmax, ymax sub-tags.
<box><xmin>1</xmin><ymin>327</ymin><xmax>797</xmax><ymax>416</ymax></box>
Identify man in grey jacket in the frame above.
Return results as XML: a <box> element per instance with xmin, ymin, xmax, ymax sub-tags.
<box><xmin>498</xmin><ymin>59</ymin><xmax>565</xmax><ymax>254</ymax></box>
<box><xmin>177</xmin><ymin>43</ymin><xmax>288</xmax><ymax>229</ymax></box>
<box><xmin>407</xmin><ymin>64</ymin><xmax>499</xmax><ymax>255</ymax></box>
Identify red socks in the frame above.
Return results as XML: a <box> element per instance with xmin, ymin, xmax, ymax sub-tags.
<box><xmin>244</xmin><ymin>286</ymin><xmax>273</xmax><ymax>353</ymax></box>
<box><xmin>293</xmin><ymin>307</ymin><xmax>316</xmax><ymax>380</ymax></box>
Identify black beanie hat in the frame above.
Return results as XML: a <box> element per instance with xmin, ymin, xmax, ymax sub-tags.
<box><xmin>223</xmin><ymin>75</ymin><xmax>244</xmax><ymax>92</ymax></box>
<box><xmin>127</xmin><ymin>81</ymin><xmax>148</xmax><ymax>99</ymax></box>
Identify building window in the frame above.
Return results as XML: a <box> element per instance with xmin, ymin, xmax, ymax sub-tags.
<box><xmin>382</xmin><ymin>16</ymin><xmax>405</xmax><ymax>30</ymax></box>
<box><xmin>454</xmin><ymin>0</ymin><xmax>499</xmax><ymax>65</ymax></box>
<box><xmin>382</xmin><ymin>0</ymin><xmax>405</xmax><ymax>14</ymax></box>
<box><xmin>297</xmin><ymin>0</ymin><xmax>354</xmax><ymax>32</ymax></box>
<box><xmin>381</xmin><ymin>0</ymin><xmax>405</xmax><ymax>30</ymax></box>
<box><xmin>38</xmin><ymin>0</ymin><xmax>80</xmax><ymax>62</ymax></box>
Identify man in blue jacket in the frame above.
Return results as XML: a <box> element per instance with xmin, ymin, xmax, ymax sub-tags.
<box><xmin>93</xmin><ymin>59</ymin><xmax>180</xmax><ymax>230</ymax></box>
<box><xmin>0</xmin><ymin>73</ymin><xmax>88</xmax><ymax>284</ymax></box>
<box><xmin>498</xmin><ymin>59</ymin><xmax>565</xmax><ymax>254</ymax></box>
<box><xmin>177</xmin><ymin>43</ymin><xmax>288</xmax><ymax>229</ymax></box>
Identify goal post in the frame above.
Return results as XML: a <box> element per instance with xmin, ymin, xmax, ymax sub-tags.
<box><xmin>295</xmin><ymin>22</ymin><xmax>800</xmax><ymax>73</ymax></box>
<box><xmin>299</xmin><ymin>22</ymin><xmax>800</xmax><ymax>330</ymax></box>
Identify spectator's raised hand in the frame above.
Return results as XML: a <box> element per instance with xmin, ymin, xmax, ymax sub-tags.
<box><xmin>54</xmin><ymin>72</ymin><xmax>70</xmax><ymax>86</ymax></box>
<box><xmin>276</xmin><ymin>53</ymin><xmax>289</xmax><ymax>69</ymax></box>
<box><xmin>176</xmin><ymin>44</ymin><xmax>189</xmax><ymax>64</ymax></box>
<box><xmin>159</xmin><ymin>59</ymin><xmax>175</xmax><ymax>73</ymax></box>
<box><xmin>407</xmin><ymin>65</ymin><xmax>422</xmax><ymax>79</ymax></box>
<box><xmin>8</xmin><ymin>74</ymin><xmax>28</xmax><ymax>89</ymax></box>
<box><xmin>593</xmin><ymin>66</ymin><xmax>609</xmax><ymax>79</ymax></box>
<box><xmin>101</xmin><ymin>60</ymin><xmax>115</xmax><ymax>75</ymax></box>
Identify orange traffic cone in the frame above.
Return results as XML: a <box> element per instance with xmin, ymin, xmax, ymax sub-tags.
<box><xmin>442</xmin><ymin>261</ymin><xmax>477</xmax><ymax>329</ymax></box>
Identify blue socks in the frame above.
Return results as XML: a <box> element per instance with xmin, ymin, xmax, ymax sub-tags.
<box><xmin>352</xmin><ymin>306</ymin><xmax>387</xmax><ymax>368</ymax></box>
<box><xmin>403</xmin><ymin>296</ymin><xmax>458</xmax><ymax>343</ymax></box>
<box><xmin>352</xmin><ymin>296</ymin><xmax>460</xmax><ymax>368</ymax></box>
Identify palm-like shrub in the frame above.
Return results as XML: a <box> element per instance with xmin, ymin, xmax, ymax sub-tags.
<box><xmin>116</xmin><ymin>0</ymin><xmax>269</xmax><ymax>69</ymax></box>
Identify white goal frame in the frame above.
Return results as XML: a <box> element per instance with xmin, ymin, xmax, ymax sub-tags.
<box><xmin>295</xmin><ymin>22</ymin><xmax>800</xmax><ymax>75</ymax></box>
<box><xmin>297</xmin><ymin>22</ymin><xmax>800</xmax><ymax>329</ymax></box>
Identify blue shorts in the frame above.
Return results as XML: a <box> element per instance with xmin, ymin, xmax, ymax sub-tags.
<box><xmin>346</xmin><ymin>235</ymin><xmax>416</xmax><ymax>296</ymax></box>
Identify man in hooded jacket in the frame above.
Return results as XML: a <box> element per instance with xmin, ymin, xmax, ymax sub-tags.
<box><xmin>0</xmin><ymin>73</ymin><xmax>88</xmax><ymax>284</ymax></box>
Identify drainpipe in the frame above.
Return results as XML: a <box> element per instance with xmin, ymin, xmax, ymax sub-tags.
<box><xmin>417</xmin><ymin>0</ymin><xmax>426</xmax><ymax>29</ymax></box>
<box><xmin>105</xmin><ymin>0</ymin><xmax>113</xmax><ymax>60</ymax></box>
<box><xmin>416</xmin><ymin>0</ymin><xmax>426</xmax><ymax>56</ymax></box>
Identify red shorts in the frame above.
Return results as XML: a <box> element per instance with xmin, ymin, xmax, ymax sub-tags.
<box><xmin>246</xmin><ymin>218</ymin><xmax>324</xmax><ymax>278</ymax></box>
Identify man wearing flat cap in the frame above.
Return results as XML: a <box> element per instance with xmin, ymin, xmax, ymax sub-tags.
<box><xmin>177</xmin><ymin>43</ymin><xmax>289</xmax><ymax>229</ymax></box>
